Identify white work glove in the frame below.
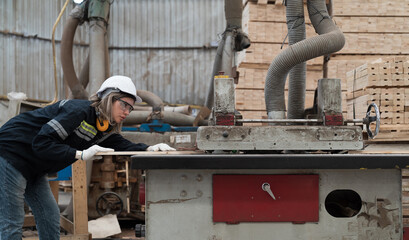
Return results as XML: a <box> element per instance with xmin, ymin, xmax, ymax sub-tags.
<box><xmin>146</xmin><ymin>143</ymin><xmax>176</xmax><ymax>152</ymax></box>
<box><xmin>78</xmin><ymin>145</ymin><xmax>114</xmax><ymax>161</ymax></box>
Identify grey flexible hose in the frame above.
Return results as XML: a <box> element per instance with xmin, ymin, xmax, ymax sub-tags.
<box><xmin>265</xmin><ymin>0</ymin><xmax>345</xmax><ymax>119</ymax></box>
<box><xmin>286</xmin><ymin>0</ymin><xmax>306</xmax><ymax>119</ymax></box>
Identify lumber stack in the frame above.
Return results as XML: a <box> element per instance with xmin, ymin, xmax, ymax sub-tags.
<box><xmin>328</xmin><ymin>1</ymin><xmax>409</xmax><ymax>91</ymax></box>
<box><xmin>329</xmin><ymin>0</ymin><xmax>409</xmax><ymax>144</ymax></box>
<box><xmin>346</xmin><ymin>57</ymin><xmax>409</xmax><ymax>141</ymax></box>
<box><xmin>237</xmin><ymin>0</ymin><xmax>324</xmax><ymax>123</ymax></box>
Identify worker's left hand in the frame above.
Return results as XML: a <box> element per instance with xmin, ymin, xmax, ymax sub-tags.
<box><xmin>147</xmin><ymin>143</ymin><xmax>176</xmax><ymax>152</ymax></box>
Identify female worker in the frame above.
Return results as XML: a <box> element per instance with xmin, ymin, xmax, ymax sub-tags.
<box><xmin>0</xmin><ymin>75</ymin><xmax>175</xmax><ymax>240</ymax></box>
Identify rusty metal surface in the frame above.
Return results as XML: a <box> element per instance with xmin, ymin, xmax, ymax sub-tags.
<box><xmin>145</xmin><ymin>169</ymin><xmax>402</xmax><ymax>240</ymax></box>
<box><xmin>196</xmin><ymin>125</ymin><xmax>364</xmax><ymax>151</ymax></box>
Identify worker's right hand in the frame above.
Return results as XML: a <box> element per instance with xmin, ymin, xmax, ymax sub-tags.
<box><xmin>79</xmin><ymin>145</ymin><xmax>114</xmax><ymax>161</ymax></box>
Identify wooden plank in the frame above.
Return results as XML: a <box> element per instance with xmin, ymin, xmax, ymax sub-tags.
<box><xmin>96</xmin><ymin>150</ymin><xmax>201</xmax><ymax>156</ymax></box>
<box><xmin>246</xmin><ymin>21</ymin><xmax>318</xmax><ymax>43</ymax></box>
<box><xmin>332</xmin><ymin>0</ymin><xmax>409</xmax><ymax>16</ymax></box>
<box><xmin>340</xmin><ymin>33</ymin><xmax>409</xmax><ymax>55</ymax></box>
<box><xmin>71</xmin><ymin>160</ymin><xmax>88</xmax><ymax>235</ymax></box>
<box><xmin>334</xmin><ymin>16</ymin><xmax>409</xmax><ymax>33</ymax></box>
<box><xmin>346</xmin><ymin>88</ymin><xmax>380</xmax><ymax>100</ymax></box>
<box><xmin>368</xmin><ymin>124</ymin><xmax>409</xmax><ymax>141</ymax></box>
<box><xmin>60</xmin><ymin>216</ymin><xmax>74</xmax><ymax>234</ymax></box>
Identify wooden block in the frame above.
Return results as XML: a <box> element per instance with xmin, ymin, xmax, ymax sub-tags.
<box><xmin>404</xmin><ymin>73</ymin><xmax>409</xmax><ymax>86</ymax></box>
<box><xmin>346</xmin><ymin>88</ymin><xmax>381</xmax><ymax>101</ymax></box>
<box><xmin>405</xmin><ymin>89</ymin><xmax>409</xmax><ymax>106</ymax></box>
<box><xmin>405</xmin><ymin>112</ymin><xmax>409</xmax><ymax>124</ymax></box>
<box><xmin>373</xmin><ymin>124</ymin><xmax>409</xmax><ymax>140</ymax></box>
<box><xmin>394</xmin><ymin>88</ymin><xmax>405</xmax><ymax>111</ymax></box>
<box><xmin>392</xmin><ymin>73</ymin><xmax>405</xmax><ymax>86</ymax></box>
<box><xmin>393</xmin><ymin>112</ymin><xmax>405</xmax><ymax>124</ymax></box>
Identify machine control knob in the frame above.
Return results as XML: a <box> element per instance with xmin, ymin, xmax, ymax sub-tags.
<box><xmin>262</xmin><ymin>183</ymin><xmax>276</xmax><ymax>200</ymax></box>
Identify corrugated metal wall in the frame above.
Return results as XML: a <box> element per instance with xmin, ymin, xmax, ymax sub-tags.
<box><xmin>0</xmin><ymin>0</ymin><xmax>225</xmax><ymax>105</ymax></box>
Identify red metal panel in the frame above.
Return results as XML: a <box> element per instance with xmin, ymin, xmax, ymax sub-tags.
<box><xmin>215</xmin><ymin>113</ymin><xmax>235</xmax><ymax>125</ymax></box>
<box><xmin>324</xmin><ymin>114</ymin><xmax>344</xmax><ymax>126</ymax></box>
<box><xmin>213</xmin><ymin>174</ymin><xmax>319</xmax><ymax>223</ymax></box>
<box><xmin>404</xmin><ymin>227</ymin><xmax>409</xmax><ymax>240</ymax></box>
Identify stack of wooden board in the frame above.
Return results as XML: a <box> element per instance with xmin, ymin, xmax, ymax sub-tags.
<box><xmin>346</xmin><ymin>57</ymin><xmax>409</xmax><ymax>141</ymax></box>
<box><xmin>237</xmin><ymin>0</ymin><xmax>324</xmax><ymax>123</ymax></box>
<box><xmin>327</xmin><ymin>0</ymin><xmax>409</xmax><ymax>91</ymax></box>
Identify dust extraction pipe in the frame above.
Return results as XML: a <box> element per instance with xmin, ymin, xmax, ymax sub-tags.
<box><xmin>88</xmin><ymin>0</ymin><xmax>111</xmax><ymax>94</ymax></box>
<box><xmin>124</xmin><ymin>111</ymin><xmax>208</xmax><ymax>126</ymax></box>
<box><xmin>286</xmin><ymin>0</ymin><xmax>306</xmax><ymax>119</ymax></box>
<box><xmin>265</xmin><ymin>0</ymin><xmax>345</xmax><ymax>119</ymax></box>
<box><xmin>137</xmin><ymin>90</ymin><xmax>164</xmax><ymax>111</ymax></box>
<box><xmin>61</xmin><ymin>6</ymin><xmax>89</xmax><ymax>99</ymax></box>
<box><xmin>204</xmin><ymin>0</ymin><xmax>250</xmax><ymax>109</ymax></box>
<box><xmin>133</xmin><ymin>105</ymin><xmax>192</xmax><ymax>115</ymax></box>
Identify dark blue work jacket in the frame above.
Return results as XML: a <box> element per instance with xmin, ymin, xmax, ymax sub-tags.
<box><xmin>0</xmin><ymin>99</ymin><xmax>148</xmax><ymax>181</ymax></box>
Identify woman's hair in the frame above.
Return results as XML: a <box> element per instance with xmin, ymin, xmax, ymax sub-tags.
<box><xmin>89</xmin><ymin>92</ymin><xmax>134</xmax><ymax>133</ymax></box>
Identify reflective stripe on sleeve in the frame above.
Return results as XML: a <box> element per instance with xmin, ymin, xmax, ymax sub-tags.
<box><xmin>47</xmin><ymin>119</ymin><xmax>69</xmax><ymax>140</ymax></box>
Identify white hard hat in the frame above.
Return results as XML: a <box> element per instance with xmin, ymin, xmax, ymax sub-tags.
<box><xmin>97</xmin><ymin>75</ymin><xmax>142</xmax><ymax>103</ymax></box>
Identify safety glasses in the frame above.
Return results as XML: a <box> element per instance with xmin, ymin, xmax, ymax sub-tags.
<box><xmin>114</xmin><ymin>97</ymin><xmax>134</xmax><ymax>112</ymax></box>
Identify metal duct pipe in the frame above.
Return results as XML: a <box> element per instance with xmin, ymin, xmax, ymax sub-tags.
<box><xmin>286</xmin><ymin>0</ymin><xmax>306</xmax><ymax>119</ymax></box>
<box><xmin>104</xmin><ymin>31</ymin><xmax>110</xmax><ymax>79</ymax></box>
<box><xmin>264</xmin><ymin>0</ymin><xmax>345</xmax><ymax>119</ymax></box>
<box><xmin>124</xmin><ymin>111</ymin><xmax>208</xmax><ymax>126</ymax></box>
<box><xmin>137</xmin><ymin>90</ymin><xmax>164</xmax><ymax>111</ymax></box>
<box><xmin>88</xmin><ymin>0</ymin><xmax>111</xmax><ymax>94</ymax></box>
<box><xmin>61</xmin><ymin>6</ymin><xmax>89</xmax><ymax>99</ymax></box>
<box><xmin>78</xmin><ymin>54</ymin><xmax>90</xmax><ymax>88</ymax></box>
<box><xmin>204</xmin><ymin>0</ymin><xmax>250</xmax><ymax>110</ymax></box>
<box><xmin>89</xmin><ymin>20</ymin><xmax>107</xmax><ymax>94</ymax></box>
<box><xmin>133</xmin><ymin>105</ymin><xmax>192</xmax><ymax>115</ymax></box>
<box><xmin>204</xmin><ymin>37</ymin><xmax>225</xmax><ymax>109</ymax></box>
<box><xmin>220</xmin><ymin>32</ymin><xmax>234</xmax><ymax>78</ymax></box>
<box><xmin>225</xmin><ymin>0</ymin><xmax>242</xmax><ymax>28</ymax></box>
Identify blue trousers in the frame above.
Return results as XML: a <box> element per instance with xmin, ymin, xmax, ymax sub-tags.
<box><xmin>0</xmin><ymin>156</ymin><xmax>60</xmax><ymax>240</ymax></box>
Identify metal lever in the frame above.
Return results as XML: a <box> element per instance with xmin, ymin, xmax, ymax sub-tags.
<box><xmin>262</xmin><ymin>183</ymin><xmax>276</xmax><ymax>200</ymax></box>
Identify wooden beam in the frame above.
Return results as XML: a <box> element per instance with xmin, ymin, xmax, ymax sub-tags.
<box><xmin>60</xmin><ymin>216</ymin><xmax>74</xmax><ymax>234</ymax></box>
<box><xmin>96</xmin><ymin>150</ymin><xmax>202</xmax><ymax>156</ymax></box>
<box><xmin>72</xmin><ymin>160</ymin><xmax>88</xmax><ymax>235</ymax></box>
